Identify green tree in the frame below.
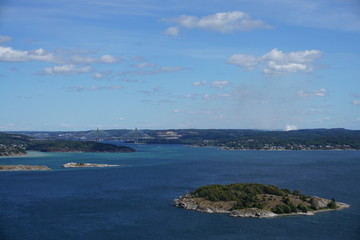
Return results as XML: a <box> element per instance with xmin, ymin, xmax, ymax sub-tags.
<box><xmin>327</xmin><ymin>198</ymin><xmax>337</xmax><ymax>209</ymax></box>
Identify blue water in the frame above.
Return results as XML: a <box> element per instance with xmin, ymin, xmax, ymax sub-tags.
<box><xmin>0</xmin><ymin>144</ymin><xmax>359</xmax><ymax>240</ymax></box>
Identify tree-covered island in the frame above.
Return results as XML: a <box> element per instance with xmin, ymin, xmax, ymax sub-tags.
<box><xmin>174</xmin><ymin>183</ymin><xmax>349</xmax><ymax>218</ymax></box>
<box><xmin>26</xmin><ymin>140</ymin><xmax>135</xmax><ymax>153</ymax></box>
<box><xmin>0</xmin><ymin>132</ymin><xmax>135</xmax><ymax>157</ymax></box>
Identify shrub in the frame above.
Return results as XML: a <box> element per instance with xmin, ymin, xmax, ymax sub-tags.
<box><xmin>327</xmin><ymin>198</ymin><xmax>337</xmax><ymax>209</ymax></box>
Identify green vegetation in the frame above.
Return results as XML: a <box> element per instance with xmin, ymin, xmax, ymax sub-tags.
<box><xmin>327</xmin><ymin>198</ymin><xmax>337</xmax><ymax>209</ymax></box>
<box><xmin>190</xmin><ymin>183</ymin><xmax>339</xmax><ymax>214</ymax></box>
<box><xmin>0</xmin><ymin>132</ymin><xmax>135</xmax><ymax>156</ymax></box>
<box><xmin>0</xmin><ymin>132</ymin><xmax>31</xmax><ymax>156</ymax></box>
<box><xmin>192</xmin><ymin>183</ymin><xmax>300</xmax><ymax>210</ymax></box>
<box><xmin>9</xmin><ymin>128</ymin><xmax>360</xmax><ymax>150</ymax></box>
<box><xmin>27</xmin><ymin>140</ymin><xmax>135</xmax><ymax>153</ymax></box>
<box><xmin>186</xmin><ymin>129</ymin><xmax>360</xmax><ymax>150</ymax></box>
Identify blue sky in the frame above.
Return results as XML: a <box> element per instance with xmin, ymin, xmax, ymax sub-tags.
<box><xmin>1</xmin><ymin>0</ymin><xmax>360</xmax><ymax>131</ymax></box>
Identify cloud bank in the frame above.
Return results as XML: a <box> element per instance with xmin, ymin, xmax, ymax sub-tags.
<box><xmin>41</xmin><ymin>65</ymin><xmax>91</xmax><ymax>75</ymax></box>
<box><xmin>227</xmin><ymin>48</ymin><xmax>322</xmax><ymax>74</ymax></box>
<box><xmin>164</xmin><ymin>11</ymin><xmax>271</xmax><ymax>35</ymax></box>
<box><xmin>0</xmin><ymin>46</ymin><xmax>56</xmax><ymax>62</ymax></box>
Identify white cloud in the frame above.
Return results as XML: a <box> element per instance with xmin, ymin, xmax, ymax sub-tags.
<box><xmin>0</xmin><ymin>46</ymin><xmax>56</xmax><ymax>62</ymax></box>
<box><xmin>0</xmin><ymin>44</ymin><xmax>119</xmax><ymax>67</ymax></box>
<box><xmin>117</xmin><ymin>117</ymin><xmax>126</xmax><ymax>121</ymax></box>
<box><xmin>298</xmin><ymin>88</ymin><xmax>328</xmax><ymax>97</ymax></box>
<box><xmin>227</xmin><ymin>54</ymin><xmax>258</xmax><ymax>70</ymax></box>
<box><xmin>163</xmin><ymin>27</ymin><xmax>180</xmax><ymax>36</ymax></box>
<box><xmin>99</xmin><ymin>54</ymin><xmax>119</xmax><ymax>63</ymax></box>
<box><xmin>93</xmin><ymin>71</ymin><xmax>113</xmax><ymax>80</ymax></box>
<box><xmin>70</xmin><ymin>54</ymin><xmax>119</xmax><ymax>64</ymax></box>
<box><xmin>227</xmin><ymin>48</ymin><xmax>322</xmax><ymax>74</ymax></box>
<box><xmin>166</xmin><ymin>11</ymin><xmax>271</xmax><ymax>33</ymax></box>
<box><xmin>353</xmin><ymin>100</ymin><xmax>360</xmax><ymax>106</ymax></box>
<box><xmin>88</xmin><ymin>85</ymin><xmax>123</xmax><ymax>91</ymax></box>
<box><xmin>203</xmin><ymin>93</ymin><xmax>231</xmax><ymax>100</ymax></box>
<box><xmin>212</xmin><ymin>80</ymin><xmax>230</xmax><ymax>89</ymax></box>
<box><xmin>119</xmin><ymin>66</ymin><xmax>188</xmax><ymax>76</ymax></box>
<box><xmin>285</xmin><ymin>124</ymin><xmax>298</xmax><ymax>131</ymax></box>
<box><xmin>0</xmin><ymin>36</ymin><xmax>12</xmax><ymax>43</ymax></box>
<box><xmin>41</xmin><ymin>64</ymin><xmax>91</xmax><ymax>75</ymax></box>
<box><xmin>261</xmin><ymin>49</ymin><xmax>322</xmax><ymax>74</ymax></box>
<box><xmin>193</xmin><ymin>81</ymin><xmax>207</xmax><ymax>86</ymax></box>
<box><xmin>135</xmin><ymin>62</ymin><xmax>157</xmax><ymax>69</ymax></box>
<box><xmin>67</xmin><ymin>85</ymin><xmax>123</xmax><ymax>92</ymax></box>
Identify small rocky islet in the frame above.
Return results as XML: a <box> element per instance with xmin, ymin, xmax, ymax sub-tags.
<box><xmin>62</xmin><ymin>162</ymin><xmax>125</xmax><ymax>168</ymax></box>
<box><xmin>0</xmin><ymin>162</ymin><xmax>126</xmax><ymax>171</ymax></box>
<box><xmin>173</xmin><ymin>183</ymin><xmax>350</xmax><ymax>218</ymax></box>
<box><xmin>0</xmin><ymin>165</ymin><xmax>51</xmax><ymax>171</ymax></box>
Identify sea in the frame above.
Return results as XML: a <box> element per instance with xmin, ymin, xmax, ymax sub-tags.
<box><xmin>0</xmin><ymin>143</ymin><xmax>359</xmax><ymax>240</ymax></box>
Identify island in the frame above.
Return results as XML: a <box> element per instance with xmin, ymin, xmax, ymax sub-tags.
<box><xmin>0</xmin><ymin>165</ymin><xmax>51</xmax><ymax>171</ymax></box>
<box><xmin>63</xmin><ymin>162</ymin><xmax>125</xmax><ymax>168</ymax></box>
<box><xmin>27</xmin><ymin>140</ymin><xmax>135</xmax><ymax>153</ymax></box>
<box><xmin>173</xmin><ymin>183</ymin><xmax>350</xmax><ymax>218</ymax></box>
<box><xmin>0</xmin><ymin>132</ymin><xmax>135</xmax><ymax>157</ymax></box>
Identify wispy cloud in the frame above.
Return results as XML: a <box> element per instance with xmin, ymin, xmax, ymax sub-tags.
<box><xmin>212</xmin><ymin>80</ymin><xmax>230</xmax><ymax>89</ymax></box>
<box><xmin>163</xmin><ymin>27</ymin><xmax>180</xmax><ymax>36</ymax></box>
<box><xmin>119</xmin><ymin>66</ymin><xmax>188</xmax><ymax>76</ymax></box>
<box><xmin>133</xmin><ymin>62</ymin><xmax>157</xmax><ymax>69</ymax></box>
<box><xmin>353</xmin><ymin>100</ymin><xmax>360</xmax><ymax>106</ymax></box>
<box><xmin>140</xmin><ymin>86</ymin><xmax>161</xmax><ymax>96</ymax></box>
<box><xmin>227</xmin><ymin>48</ymin><xmax>322</xmax><ymax>74</ymax></box>
<box><xmin>67</xmin><ymin>85</ymin><xmax>123</xmax><ymax>92</ymax></box>
<box><xmin>40</xmin><ymin>64</ymin><xmax>92</xmax><ymax>75</ymax></box>
<box><xmin>0</xmin><ymin>46</ymin><xmax>56</xmax><ymax>62</ymax></box>
<box><xmin>298</xmin><ymin>88</ymin><xmax>328</xmax><ymax>98</ymax></box>
<box><xmin>192</xmin><ymin>81</ymin><xmax>207</xmax><ymax>86</ymax></box>
<box><xmin>203</xmin><ymin>93</ymin><xmax>231</xmax><ymax>100</ymax></box>
<box><xmin>93</xmin><ymin>70</ymin><xmax>113</xmax><ymax>80</ymax></box>
<box><xmin>0</xmin><ymin>36</ymin><xmax>12</xmax><ymax>43</ymax></box>
<box><xmin>70</xmin><ymin>54</ymin><xmax>120</xmax><ymax>64</ymax></box>
<box><xmin>0</xmin><ymin>42</ymin><xmax>119</xmax><ymax>66</ymax></box>
<box><xmin>164</xmin><ymin>11</ymin><xmax>271</xmax><ymax>35</ymax></box>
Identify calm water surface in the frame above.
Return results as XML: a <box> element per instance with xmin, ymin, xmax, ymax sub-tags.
<box><xmin>0</xmin><ymin>144</ymin><xmax>359</xmax><ymax>240</ymax></box>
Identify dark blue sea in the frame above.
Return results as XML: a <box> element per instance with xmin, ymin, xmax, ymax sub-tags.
<box><xmin>1</xmin><ymin>143</ymin><xmax>359</xmax><ymax>240</ymax></box>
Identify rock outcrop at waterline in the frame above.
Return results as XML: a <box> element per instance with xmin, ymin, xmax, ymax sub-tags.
<box><xmin>62</xmin><ymin>162</ymin><xmax>125</xmax><ymax>168</ymax></box>
<box><xmin>0</xmin><ymin>165</ymin><xmax>51</xmax><ymax>171</ymax></box>
<box><xmin>173</xmin><ymin>183</ymin><xmax>350</xmax><ymax>218</ymax></box>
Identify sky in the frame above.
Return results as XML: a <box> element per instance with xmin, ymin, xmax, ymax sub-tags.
<box><xmin>1</xmin><ymin>0</ymin><xmax>360</xmax><ymax>131</ymax></box>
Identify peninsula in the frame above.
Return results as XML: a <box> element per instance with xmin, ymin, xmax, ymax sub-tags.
<box><xmin>174</xmin><ymin>183</ymin><xmax>349</xmax><ymax>218</ymax></box>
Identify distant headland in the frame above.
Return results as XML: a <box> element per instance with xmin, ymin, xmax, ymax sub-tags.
<box><xmin>173</xmin><ymin>183</ymin><xmax>350</xmax><ymax>218</ymax></box>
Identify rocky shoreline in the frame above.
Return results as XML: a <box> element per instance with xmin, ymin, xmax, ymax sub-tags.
<box><xmin>0</xmin><ymin>165</ymin><xmax>51</xmax><ymax>171</ymax></box>
<box><xmin>62</xmin><ymin>162</ymin><xmax>125</xmax><ymax>168</ymax></box>
<box><xmin>173</xmin><ymin>194</ymin><xmax>350</xmax><ymax>218</ymax></box>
